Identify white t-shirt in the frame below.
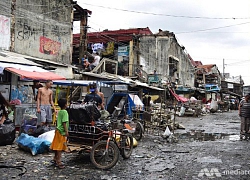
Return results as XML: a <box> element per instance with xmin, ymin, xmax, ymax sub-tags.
<box><xmin>93</xmin><ymin>55</ymin><xmax>100</xmax><ymax>66</ymax></box>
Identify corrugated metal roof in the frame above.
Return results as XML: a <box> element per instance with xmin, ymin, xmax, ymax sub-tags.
<box><xmin>82</xmin><ymin>72</ymin><xmax>164</xmax><ymax>91</ymax></box>
<box><xmin>73</xmin><ymin>27</ymin><xmax>153</xmax><ymax>44</ymax></box>
<box><xmin>0</xmin><ymin>51</ymin><xmax>42</xmax><ymax>66</ymax></box>
<box><xmin>0</xmin><ymin>50</ymin><xmax>68</xmax><ymax>67</ymax></box>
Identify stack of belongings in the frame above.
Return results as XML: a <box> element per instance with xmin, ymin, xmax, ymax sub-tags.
<box><xmin>67</xmin><ymin>103</ymin><xmax>102</xmax><ymax>144</ymax></box>
<box><xmin>19</xmin><ymin>112</ymin><xmax>37</xmax><ymax>136</ymax></box>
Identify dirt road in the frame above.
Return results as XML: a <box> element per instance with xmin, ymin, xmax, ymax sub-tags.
<box><xmin>0</xmin><ymin>110</ymin><xmax>249</xmax><ymax>180</ymax></box>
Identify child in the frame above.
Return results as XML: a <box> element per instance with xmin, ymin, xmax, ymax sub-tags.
<box><xmin>50</xmin><ymin>98</ymin><xmax>69</xmax><ymax>169</ymax></box>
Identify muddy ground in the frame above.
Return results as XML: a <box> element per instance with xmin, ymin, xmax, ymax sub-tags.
<box><xmin>1</xmin><ymin>110</ymin><xmax>250</xmax><ymax>180</ymax></box>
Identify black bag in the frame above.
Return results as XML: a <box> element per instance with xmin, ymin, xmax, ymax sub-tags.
<box><xmin>68</xmin><ymin>104</ymin><xmax>101</xmax><ymax>124</ymax></box>
<box><xmin>33</xmin><ymin>125</ymin><xmax>50</xmax><ymax>137</ymax></box>
<box><xmin>0</xmin><ymin>120</ymin><xmax>16</xmax><ymax>146</ymax></box>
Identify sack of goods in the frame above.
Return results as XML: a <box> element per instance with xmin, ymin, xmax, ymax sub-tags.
<box><xmin>0</xmin><ymin>120</ymin><xmax>16</xmax><ymax>146</ymax></box>
<box><xmin>68</xmin><ymin>103</ymin><xmax>101</xmax><ymax>124</ymax></box>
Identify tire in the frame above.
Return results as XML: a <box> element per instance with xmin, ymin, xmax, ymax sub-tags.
<box><xmin>90</xmin><ymin>140</ymin><xmax>119</xmax><ymax>170</ymax></box>
<box><xmin>121</xmin><ymin>135</ymin><xmax>133</xmax><ymax>159</ymax></box>
<box><xmin>133</xmin><ymin>121</ymin><xmax>144</xmax><ymax>141</ymax></box>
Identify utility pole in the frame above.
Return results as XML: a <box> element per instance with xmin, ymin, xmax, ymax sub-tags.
<box><xmin>79</xmin><ymin>10</ymin><xmax>89</xmax><ymax>64</ymax></box>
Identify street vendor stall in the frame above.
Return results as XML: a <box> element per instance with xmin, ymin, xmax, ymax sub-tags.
<box><xmin>0</xmin><ymin>62</ymin><xmax>66</xmax><ymax>127</ymax></box>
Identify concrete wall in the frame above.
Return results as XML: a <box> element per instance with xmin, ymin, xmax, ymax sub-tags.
<box><xmin>0</xmin><ymin>0</ymin><xmax>11</xmax><ymax>50</ymax></box>
<box><xmin>139</xmin><ymin>36</ymin><xmax>195</xmax><ymax>87</ymax></box>
<box><xmin>14</xmin><ymin>0</ymin><xmax>72</xmax><ymax>64</ymax></box>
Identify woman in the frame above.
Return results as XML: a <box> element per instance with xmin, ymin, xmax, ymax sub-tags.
<box><xmin>0</xmin><ymin>92</ymin><xmax>11</xmax><ymax>125</ymax></box>
<box><xmin>238</xmin><ymin>93</ymin><xmax>250</xmax><ymax>139</ymax></box>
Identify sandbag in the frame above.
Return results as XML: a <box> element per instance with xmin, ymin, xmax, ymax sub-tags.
<box><xmin>16</xmin><ymin>133</ymin><xmax>51</xmax><ymax>155</ymax></box>
<box><xmin>0</xmin><ymin>120</ymin><xmax>16</xmax><ymax>146</ymax></box>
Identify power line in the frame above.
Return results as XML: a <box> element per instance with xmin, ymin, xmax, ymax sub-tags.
<box><xmin>82</xmin><ymin>2</ymin><xmax>250</xmax><ymax>20</ymax></box>
<box><xmin>175</xmin><ymin>21</ymin><xmax>250</xmax><ymax>34</ymax></box>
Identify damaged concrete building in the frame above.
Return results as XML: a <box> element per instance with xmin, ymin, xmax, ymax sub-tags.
<box><xmin>138</xmin><ymin>30</ymin><xmax>195</xmax><ymax>87</ymax></box>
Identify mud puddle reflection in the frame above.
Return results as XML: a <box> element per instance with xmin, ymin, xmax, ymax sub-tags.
<box><xmin>174</xmin><ymin>130</ymin><xmax>239</xmax><ymax>142</ymax></box>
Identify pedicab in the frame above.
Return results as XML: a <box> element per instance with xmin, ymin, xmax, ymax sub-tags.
<box><xmin>52</xmin><ymin>80</ymin><xmax>134</xmax><ymax>170</ymax></box>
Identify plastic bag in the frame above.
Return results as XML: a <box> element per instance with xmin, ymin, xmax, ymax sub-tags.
<box><xmin>33</xmin><ymin>125</ymin><xmax>50</xmax><ymax>137</ymax></box>
<box><xmin>68</xmin><ymin>103</ymin><xmax>101</xmax><ymax>124</ymax></box>
<box><xmin>162</xmin><ymin>126</ymin><xmax>172</xmax><ymax>138</ymax></box>
<box><xmin>100</xmin><ymin>110</ymin><xmax>110</xmax><ymax>120</ymax></box>
<box><xmin>38</xmin><ymin>130</ymin><xmax>55</xmax><ymax>143</ymax></box>
<box><xmin>21</xmin><ymin>111</ymin><xmax>37</xmax><ymax>126</ymax></box>
<box><xmin>0</xmin><ymin>120</ymin><xmax>16</xmax><ymax>146</ymax></box>
<box><xmin>16</xmin><ymin>133</ymin><xmax>51</xmax><ymax>155</ymax></box>
<box><xmin>178</xmin><ymin>106</ymin><xmax>186</xmax><ymax>116</ymax></box>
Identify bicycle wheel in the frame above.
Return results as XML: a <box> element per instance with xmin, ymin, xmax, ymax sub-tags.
<box><xmin>133</xmin><ymin>121</ymin><xmax>144</xmax><ymax>141</ymax></box>
<box><xmin>121</xmin><ymin>135</ymin><xmax>133</xmax><ymax>159</ymax></box>
<box><xmin>90</xmin><ymin>140</ymin><xmax>120</xmax><ymax>170</ymax></box>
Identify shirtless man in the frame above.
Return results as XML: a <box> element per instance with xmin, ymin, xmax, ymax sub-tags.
<box><xmin>37</xmin><ymin>80</ymin><xmax>56</xmax><ymax>126</ymax></box>
<box><xmin>96</xmin><ymin>88</ymin><xmax>105</xmax><ymax>110</ymax></box>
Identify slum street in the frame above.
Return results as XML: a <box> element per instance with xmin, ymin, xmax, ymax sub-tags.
<box><xmin>1</xmin><ymin>110</ymin><xmax>249</xmax><ymax>180</ymax></box>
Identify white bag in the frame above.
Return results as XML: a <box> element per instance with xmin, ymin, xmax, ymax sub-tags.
<box><xmin>38</xmin><ymin>130</ymin><xmax>55</xmax><ymax>143</ymax></box>
<box><xmin>162</xmin><ymin>126</ymin><xmax>171</xmax><ymax>138</ymax></box>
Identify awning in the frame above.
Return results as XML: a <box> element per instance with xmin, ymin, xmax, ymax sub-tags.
<box><xmin>169</xmin><ymin>88</ymin><xmax>189</xmax><ymax>102</ymax></box>
<box><xmin>6</xmin><ymin>67</ymin><xmax>65</xmax><ymax>80</ymax></box>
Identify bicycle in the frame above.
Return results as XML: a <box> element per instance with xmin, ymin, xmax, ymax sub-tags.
<box><xmin>130</xmin><ymin>108</ymin><xmax>145</xmax><ymax>141</ymax></box>
<box><xmin>109</xmin><ymin>106</ymin><xmax>144</xmax><ymax>141</ymax></box>
<box><xmin>67</xmin><ymin>102</ymin><xmax>134</xmax><ymax>170</ymax></box>
<box><xmin>90</xmin><ymin>119</ymin><xmax>134</xmax><ymax>169</ymax></box>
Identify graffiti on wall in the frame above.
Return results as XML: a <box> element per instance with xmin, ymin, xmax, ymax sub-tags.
<box><xmin>16</xmin><ymin>19</ymin><xmax>70</xmax><ymax>41</ymax></box>
<box><xmin>39</xmin><ymin>36</ymin><xmax>61</xmax><ymax>55</ymax></box>
<box><xmin>16</xmin><ymin>20</ymin><xmax>39</xmax><ymax>41</ymax></box>
<box><xmin>0</xmin><ymin>15</ymin><xmax>10</xmax><ymax>50</ymax></box>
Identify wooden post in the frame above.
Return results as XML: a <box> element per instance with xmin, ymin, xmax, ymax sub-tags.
<box><xmin>79</xmin><ymin>10</ymin><xmax>88</xmax><ymax>64</ymax></box>
<box><xmin>129</xmin><ymin>40</ymin><xmax>134</xmax><ymax>76</ymax></box>
<box><xmin>203</xmin><ymin>73</ymin><xmax>207</xmax><ymax>100</ymax></box>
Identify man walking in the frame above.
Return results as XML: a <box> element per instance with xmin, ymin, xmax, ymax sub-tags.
<box><xmin>37</xmin><ymin>80</ymin><xmax>57</xmax><ymax>126</ymax></box>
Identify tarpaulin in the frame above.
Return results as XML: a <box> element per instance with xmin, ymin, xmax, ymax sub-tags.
<box><xmin>169</xmin><ymin>88</ymin><xmax>189</xmax><ymax>103</ymax></box>
<box><xmin>5</xmin><ymin>67</ymin><xmax>65</xmax><ymax>80</ymax></box>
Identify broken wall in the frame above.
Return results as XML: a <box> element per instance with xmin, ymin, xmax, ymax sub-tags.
<box><xmin>14</xmin><ymin>0</ymin><xmax>72</xmax><ymax>64</ymax></box>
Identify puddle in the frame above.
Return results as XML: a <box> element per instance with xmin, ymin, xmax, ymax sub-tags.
<box><xmin>197</xmin><ymin>156</ymin><xmax>222</xmax><ymax>163</ymax></box>
<box><xmin>174</xmin><ymin>130</ymin><xmax>239</xmax><ymax>142</ymax></box>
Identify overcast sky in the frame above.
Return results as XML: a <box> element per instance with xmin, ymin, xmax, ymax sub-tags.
<box><xmin>77</xmin><ymin>0</ymin><xmax>250</xmax><ymax>85</ymax></box>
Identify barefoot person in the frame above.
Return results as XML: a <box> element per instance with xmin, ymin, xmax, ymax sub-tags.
<box><xmin>37</xmin><ymin>80</ymin><xmax>57</xmax><ymax>126</ymax></box>
<box><xmin>50</xmin><ymin>98</ymin><xmax>69</xmax><ymax>169</ymax></box>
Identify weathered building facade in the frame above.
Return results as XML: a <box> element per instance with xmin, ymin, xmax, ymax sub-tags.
<box><xmin>0</xmin><ymin>0</ymin><xmax>12</xmax><ymax>50</ymax></box>
<box><xmin>0</xmin><ymin>0</ymin><xmax>90</xmax><ymax>79</ymax></box>
<box><xmin>139</xmin><ymin>31</ymin><xmax>195</xmax><ymax>87</ymax></box>
<box><xmin>13</xmin><ymin>0</ymin><xmax>72</xmax><ymax>64</ymax></box>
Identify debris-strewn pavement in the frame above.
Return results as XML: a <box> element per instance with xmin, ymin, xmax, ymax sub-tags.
<box><xmin>1</xmin><ymin>110</ymin><xmax>250</xmax><ymax>180</ymax></box>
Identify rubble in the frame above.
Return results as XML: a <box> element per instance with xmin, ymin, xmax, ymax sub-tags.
<box><xmin>0</xmin><ymin>110</ymin><xmax>248</xmax><ymax>179</ymax></box>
